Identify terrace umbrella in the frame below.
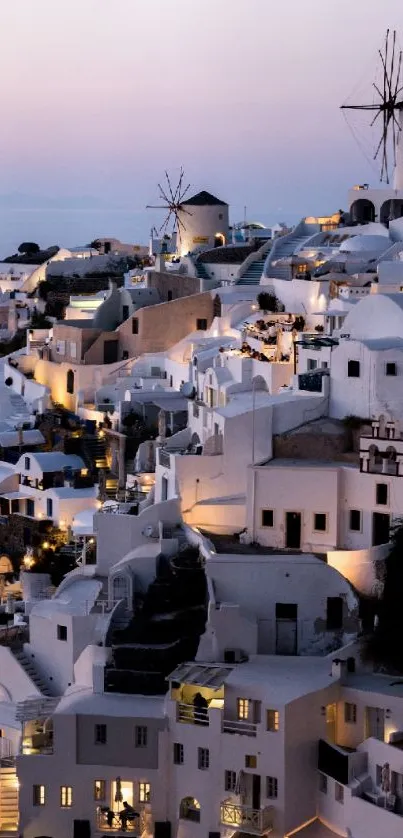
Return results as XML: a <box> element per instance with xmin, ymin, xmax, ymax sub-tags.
<box><xmin>381</xmin><ymin>762</ymin><xmax>390</xmax><ymax>807</ymax></box>
<box><xmin>115</xmin><ymin>776</ymin><xmax>123</xmax><ymax>812</ymax></box>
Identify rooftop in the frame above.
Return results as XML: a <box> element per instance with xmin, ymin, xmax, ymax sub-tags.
<box><xmin>224</xmin><ymin>655</ymin><xmax>336</xmax><ymax>703</ymax></box>
<box><xmin>198</xmin><ymin>244</ymin><xmax>256</xmax><ymax>264</ymax></box>
<box><xmin>21</xmin><ymin>452</ymin><xmax>85</xmax><ymax>472</ymax></box>
<box><xmin>181</xmin><ymin>190</ymin><xmax>227</xmax><ymax>207</ymax></box>
<box><xmin>345</xmin><ymin>672</ymin><xmax>403</xmax><ymax>698</ymax></box>
<box><xmin>55</xmin><ymin>686</ymin><xmax>165</xmax><ymax>718</ymax></box>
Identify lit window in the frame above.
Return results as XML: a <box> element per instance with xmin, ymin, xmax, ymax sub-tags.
<box><xmin>314</xmin><ymin>513</ymin><xmax>327</xmax><ymax>532</ymax></box>
<box><xmin>94</xmin><ymin>780</ymin><xmax>105</xmax><ymax>801</ymax></box>
<box><xmin>266</xmin><ymin>709</ymin><xmax>279</xmax><ymax>731</ymax></box>
<box><xmin>33</xmin><ymin>785</ymin><xmax>45</xmax><ymax>806</ymax></box>
<box><xmin>94</xmin><ymin>724</ymin><xmax>107</xmax><ymax>745</ymax></box>
<box><xmin>139</xmin><ymin>782</ymin><xmax>151</xmax><ymax>803</ymax></box>
<box><xmin>319</xmin><ymin>773</ymin><xmax>327</xmax><ymax>794</ymax></box>
<box><xmin>225</xmin><ymin>770</ymin><xmax>237</xmax><ymax>792</ymax></box>
<box><xmin>135</xmin><ymin>726</ymin><xmax>147</xmax><ymax>747</ymax></box>
<box><xmin>237</xmin><ymin>698</ymin><xmax>250</xmax><ymax>720</ymax></box>
<box><xmin>60</xmin><ymin>786</ymin><xmax>72</xmax><ymax>807</ymax></box>
<box><xmin>344</xmin><ymin>702</ymin><xmax>357</xmax><ymax>724</ymax></box>
<box><xmin>266</xmin><ymin>777</ymin><xmax>278</xmax><ymax>799</ymax></box>
<box><xmin>349</xmin><ymin>509</ymin><xmax>361</xmax><ymax>531</ymax></box>
<box><xmin>335</xmin><ymin>783</ymin><xmax>344</xmax><ymax>804</ymax></box>
<box><xmin>261</xmin><ymin>509</ymin><xmax>274</xmax><ymax>528</ymax></box>
<box><xmin>173</xmin><ymin>743</ymin><xmax>184</xmax><ymax>765</ymax></box>
<box><xmin>198</xmin><ymin>747</ymin><xmax>209</xmax><ymax>770</ymax></box>
<box><xmin>245</xmin><ymin>755</ymin><xmax>257</xmax><ymax>769</ymax></box>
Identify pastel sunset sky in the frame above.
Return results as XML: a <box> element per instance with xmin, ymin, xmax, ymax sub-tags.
<box><xmin>0</xmin><ymin>0</ymin><xmax>402</xmax><ymax>238</ymax></box>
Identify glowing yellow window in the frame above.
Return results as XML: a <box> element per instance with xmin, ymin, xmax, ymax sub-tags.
<box><xmin>60</xmin><ymin>786</ymin><xmax>72</xmax><ymax>807</ymax></box>
<box><xmin>237</xmin><ymin>699</ymin><xmax>250</xmax><ymax>720</ymax></box>
<box><xmin>266</xmin><ymin>709</ymin><xmax>279</xmax><ymax>731</ymax></box>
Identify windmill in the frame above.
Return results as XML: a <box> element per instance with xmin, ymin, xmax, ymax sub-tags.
<box><xmin>146</xmin><ymin>168</ymin><xmax>193</xmax><ymax>251</ymax></box>
<box><xmin>341</xmin><ymin>29</ymin><xmax>403</xmax><ymax>186</ymax></box>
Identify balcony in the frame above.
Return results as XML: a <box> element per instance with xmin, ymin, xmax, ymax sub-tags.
<box><xmin>220</xmin><ymin>801</ymin><xmax>274</xmax><ymax>835</ymax></box>
<box><xmin>21</xmin><ymin>731</ymin><xmax>53</xmax><ymax>755</ymax></box>
<box><xmin>177</xmin><ymin>701</ymin><xmax>209</xmax><ymax>726</ymax></box>
<box><xmin>222</xmin><ymin>718</ymin><xmax>257</xmax><ymax>736</ymax></box>
<box><xmin>158</xmin><ymin>449</ymin><xmax>171</xmax><ymax>468</ymax></box>
<box><xmin>96</xmin><ymin>809</ymin><xmax>143</xmax><ymax>834</ymax></box>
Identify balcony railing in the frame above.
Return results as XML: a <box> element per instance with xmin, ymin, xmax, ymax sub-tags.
<box><xmin>177</xmin><ymin>701</ymin><xmax>209</xmax><ymax>726</ymax></box>
<box><xmin>96</xmin><ymin>809</ymin><xmax>143</xmax><ymax>834</ymax></box>
<box><xmin>220</xmin><ymin>801</ymin><xmax>274</xmax><ymax>835</ymax></box>
<box><xmin>222</xmin><ymin>718</ymin><xmax>257</xmax><ymax>736</ymax></box>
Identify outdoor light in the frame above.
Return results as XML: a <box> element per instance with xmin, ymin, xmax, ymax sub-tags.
<box><xmin>42</xmin><ymin>541</ymin><xmax>49</xmax><ymax>550</ymax></box>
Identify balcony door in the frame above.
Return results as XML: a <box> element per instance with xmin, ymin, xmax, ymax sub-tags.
<box><xmin>365</xmin><ymin>707</ymin><xmax>385</xmax><ymax>741</ymax></box>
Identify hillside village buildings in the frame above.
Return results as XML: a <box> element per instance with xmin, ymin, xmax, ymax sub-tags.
<box><xmin>4</xmin><ymin>185</ymin><xmax>403</xmax><ymax>838</ymax></box>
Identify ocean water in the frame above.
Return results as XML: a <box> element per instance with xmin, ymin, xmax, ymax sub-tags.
<box><xmin>0</xmin><ymin>208</ymin><xmax>150</xmax><ymax>258</ymax></box>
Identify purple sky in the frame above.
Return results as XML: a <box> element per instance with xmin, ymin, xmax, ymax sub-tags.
<box><xmin>0</xmin><ymin>0</ymin><xmax>402</xmax><ymax>237</ymax></box>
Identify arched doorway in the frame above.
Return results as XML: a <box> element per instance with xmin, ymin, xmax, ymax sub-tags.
<box><xmin>66</xmin><ymin>369</ymin><xmax>75</xmax><ymax>395</ymax></box>
<box><xmin>214</xmin><ymin>233</ymin><xmax>226</xmax><ymax>248</ymax></box>
<box><xmin>350</xmin><ymin>199</ymin><xmax>375</xmax><ymax>224</ymax></box>
<box><xmin>380</xmin><ymin>199</ymin><xmax>403</xmax><ymax>227</ymax></box>
<box><xmin>180</xmin><ymin>798</ymin><xmax>201</xmax><ymax>822</ymax></box>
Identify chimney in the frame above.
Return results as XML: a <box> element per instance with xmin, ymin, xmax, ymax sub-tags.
<box><xmin>331</xmin><ymin>658</ymin><xmax>348</xmax><ymax>682</ymax></box>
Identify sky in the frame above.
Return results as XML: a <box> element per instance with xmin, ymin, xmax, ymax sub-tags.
<box><xmin>0</xmin><ymin>0</ymin><xmax>403</xmax><ymax>245</ymax></box>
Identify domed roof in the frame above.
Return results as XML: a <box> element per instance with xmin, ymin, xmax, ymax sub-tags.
<box><xmin>339</xmin><ymin>235</ymin><xmax>390</xmax><ymax>254</ymax></box>
<box><xmin>341</xmin><ymin>293</ymin><xmax>403</xmax><ymax>340</ymax></box>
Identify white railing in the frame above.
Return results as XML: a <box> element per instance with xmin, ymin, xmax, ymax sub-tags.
<box><xmin>0</xmin><ymin>738</ymin><xmax>13</xmax><ymax>759</ymax></box>
<box><xmin>222</xmin><ymin>718</ymin><xmax>257</xmax><ymax>736</ymax></box>
<box><xmin>96</xmin><ymin>809</ymin><xmax>143</xmax><ymax>834</ymax></box>
<box><xmin>16</xmin><ymin>696</ymin><xmax>60</xmax><ymax>722</ymax></box>
<box><xmin>220</xmin><ymin>801</ymin><xmax>273</xmax><ymax>834</ymax></box>
<box><xmin>177</xmin><ymin>702</ymin><xmax>209</xmax><ymax>726</ymax></box>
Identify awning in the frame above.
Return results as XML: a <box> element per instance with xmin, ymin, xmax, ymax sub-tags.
<box><xmin>168</xmin><ymin>662</ymin><xmax>233</xmax><ymax>689</ymax></box>
<box><xmin>286</xmin><ymin>819</ymin><xmax>342</xmax><ymax>838</ymax></box>
<box><xmin>1</xmin><ymin>491</ymin><xmax>31</xmax><ymax>500</ymax></box>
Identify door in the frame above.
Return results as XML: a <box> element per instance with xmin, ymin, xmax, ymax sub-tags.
<box><xmin>275</xmin><ymin>603</ymin><xmax>298</xmax><ymax>655</ymax></box>
<box><xmin>285</xmin><ymin>512</ymin><xmax>301</xmax><ymax>548</ymax></box>
<box><xmin>326</xmin><ymin>703</ymin><xmax>337</xmax><ymax>744</ymax></box>
<box><xmin>365</xmin><ymin>707</ymin><xmax>385</xmax><ymax>741</ymax></box>
<box><xmin>372</xmin><ymin>512</ymin><xmax>390</xmax><ymax>546</ymax></box>
<box><xmin>103</xmin><ymin>340</ymin><xmax>119</xmax><ymax>364</ymax></box>
<box><xmin>252</xmin><ymin>775</ymin><xmax>261</xmax><ymax>810</ymax></box>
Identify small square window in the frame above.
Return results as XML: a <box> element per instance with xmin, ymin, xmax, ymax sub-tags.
<box><xmin>94</xmin><ymin>724</ymin><xmax>107</xmax><ymax>745</ymax></box>
<box><xmin>335</xmin><ymin>783</ymin><xmax>344</xmax><ymax>804</ymax></box>
<box><xmin>307</xmin><ymin>358</ymin><xmax>317</xmax><ymax>371</ymax></box>
<box><xmin>135</xmin><ymin>725</ymin><xmax>147</xmax><ymax>747</ymax></box>
<box><xmin>349</xmin><ymin>509</ymin><xmax>361</xmax><ymax>531</ymax></box>
<box><xmin>314</xmin><ymin>513</ymin><xmax>327</xmax><ymax>532</ymax></box>
<box><xmin>94</xmin><ymin>780</ymin><xmax>105</xmax><ymax>801</ymax></box>
<box><xmin>348</xmin><ymin>360</ymin><xmax>360</xmax><ymax>378</ymax></box>
<box><xmin>245</xmin><ymin>755</ymin><xmax>257</xmax><ymax>769</ymax></box>
<box><xmin>33</xmin><ymin>784</ymin><xmax>45</xmax><ymax>806</ymax></box>
<box><xmin>173</xmin><ymin>743</ymin><xmax>184</xmax><ymax>765</ymax></box>
<box><xmin>198</xmin><ymin>747</ymin><xmax>210</xmax><ymax>770</ymax></box>
<box><xmin>344</xmin><ymin>702</ymin><xmax>357</xmax><ymax>724</ymax></box>
<box><xmin>237</xmin><ymin>698</ymin><xmax>250</xmax><ymax>720</ymax></box>
<box><xmin>139</xmin><ymin>782</ymin><xmax>151</xmax><ymax>803</ymax></box>
<box><xmin>196</xmin><ymin>318</ymin><xmax>208</xmax><ymax>331</ymax></box>
<box><xmin>386</xmin><ymin>362</ymin><xmax>397</xmax><ymax>376</ymax></box>
<box><xmin>376</xmin><ymin>483</ymin><xmax>388</xmax><ymax>505</ymax></box>
<box><xmin>225</xmin><ymin>770</ymin><xmax>237</xmax><ymax>792</ymax></box>
<box><xmin>132</xmin><ymin>317</ymin><xmax>139</xmax><ymax>335</ymax></box>
<box><xmin>266</xmin><ymin>776</ymin><xmax>278</xmax><ymax>799</ymax></box>
<box><xmin>60</xmin><ymin>786</ymin><xmax>72</xmax><ymax>807</ymax></box>
<box><xmin>319</xmin><ymin>773</ymin><xmax>327</xmax><ymax>794</ymax></box>
<box><xmin>266</xmin><ymin>709</ymin><xmax>279</xmax><ymax>731</ymax></box>
<box><xmin>57</xmin><ymin>624</ymin><xmax>67</xmax><ymax>641</ymax></box>
<box><xmin>261</xmin><ymin>509</ymin><xmax>274</xmax><ymax>528</ymax></box>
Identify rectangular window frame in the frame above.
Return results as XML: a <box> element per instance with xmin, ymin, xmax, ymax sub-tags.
<box><xmin>225</xmin><ymin>770</ymin><xmax>237</xmax><ymax>792</ymax></box>
<box><xmin>349</xmin><ymin>509</ymin><xmax>362</xmax><ymax>532</ymax></box>
<box><xmin>60</xmin><ymin>786</ymin><xmax>72</xmax><ymax>808</ymax></box>
<box><xmin>266</xmin><ymin>776</ymin><xmax>278</xmax><ymax>799</ymax></box>
<box><xmin>135</xmin><ymin>725</ymin><xmax>147</xmax><ymax>748</ymax></box>
<box><xmin>94</xmin><ymin>780</ymin><xmax>106</xmax><ymax>801</ymax></box>
<box><xmin>376</xmin><ymin>483</ymin><xmax>388</xmax><ymax>505</ymax></box>
<box><xmin>344</xmin><ymin>702</ymin><xmax>357</xmax><ymax>724</ymax></box>
<box><xmin>196</xmin><ymin>318</ymin><xmax>208</xmax><ymax>331</ymax></box>
<box><xmin>198</xmin><ymin>747</ymin><xmax>210</xmax><ymax>770</ymax></box>
<box><xmin>33</xmin><ymin>784</ymin><xmax>45</xmax><ymax>806</ymax></box>
<box><xmin>237</xmin><ymin>698</ymin><xmax>250</xmax><ymax>720</ymax></box>
<box><xmin>266</xmin><ymin>709</ymin><xmax>279</xmax><ymax>732</ymax></box>
<box><xmin>94</xmin><ymin>723</ymin><xmax>107</xmax><ymax>745</ymax></box>
<box><xmin>132</xmin><ymin>317</ymin><xmax>139</xmax><ymax>335</ymax></box>
<box><xmin>57</xmin><ymin>624</ymin><xmax>67</xmax><ymax>641</ymax></box>
<box><xmin>347</xmin><ymin>360</ymin><xmax>360</xmax><ymax>378</ymax></box>
<box><xmin>139</xmin><ymin>782</ymin><xmax>151</xmax><ymax>803</ymax></box>
<box><xmin>335</xmin><ymin>782</ymin><xmax>344</xmax><ymax>804</ymax></box>
<box><xmin>173</xmin><ymin>743</ymin><xmax>184</xmax><ymax>765</ymax></box>
<box><xmin>245</xmin><ymin>755</ymin><xmax>257</xmax><ymax>769</ymax></box>
<box><xmin>261</xmin><ymin>509</ymin><xmax>274</xmax><ymax>528</ymax></box>
<box><xmin>313</xmin><ymin>512</ymin><xmax>327</xmax><ymax>533</ymax></box>
<box><xmin>319</xmin><ymin>773</ymin><xmax>328</xmax><ymax>794</ymax></box>
<box><xmin>386</xmin><ymin>362</ymin><xmax>397</xmax><ymax>376</ymax></box>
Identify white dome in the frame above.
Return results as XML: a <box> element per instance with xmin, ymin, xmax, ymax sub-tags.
<box><xmin>339</xmin><ymin>235</ymin><xmax>390</xmax><ymax>254</ymax></box>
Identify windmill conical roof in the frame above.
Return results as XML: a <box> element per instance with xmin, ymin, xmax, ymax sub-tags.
<box><xmin>181</xmin><ymin>190</ymin><xmax>227</xmax><ymax>207</ymax></box>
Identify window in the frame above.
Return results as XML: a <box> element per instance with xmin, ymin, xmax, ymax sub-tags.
<box><xmin>139</xmin><ymin>782</ymin><xmax>151</xmax><ymax>803</ymax></box>
<box><xmin>196</xmin><ymin>318</ymin><xmax>208</xmax><ymax>331</ymax></box>
<box><xmin>94</xmin><ymin>780</ymin><xmax>105</xmax><ymax>801</ymax></box>
<box><xmin>173</xmin><ymin>743</ymin><xmax>184</xmax><ymax>765</ymax></box>
<box><xmin>344</xmin><ymin>702</ymin><xmax>357</xmax><ymax>724</ymax></box>
<box><xmin>319</xmin><ymin>773</ymin><xmax>328</xmax><ymax>794</ymax></box>
<box><xmin>60</xmin><ymin>786</ymin><xmax>72</xmax><ymax>807</ymax></box>
<box><xmin>348</xmin><ymin>360</ymin><xmax>360</xmax><ymax>377</ymax></box>
<box><xmin>46</xmin><ymin>498</ymin><xmax>53</xmax><ymax>518</ymax></box>
<box><xmin>349</xmin><ymin>509</ymin><xmax>361</xmax><ymax>531</ymax></box>
<box><xmin>314</xmin><ymin>513</ymin><xmax>327</xmax><ymax>532</ymax></box>
<box><xmin>26</xmin><ymin>498</ymin><xmax>35</xmax><ymax>517</ymax></box>
<box><xmin>245</xmin><ymin>755</ymin><xmax>257</xmax><ymax>769</ymax></box>
<box><xmin>167</xmin><ymin>290</ymin><xmax>173</xmax><ymax>301</ymax></box>
<box><xmin>225</xmin><ymin>770</ymin><xmax>237</xmax><ymax>792</ymax></box>
<box><xmin>132</xmin><ymin>317</ymin><xmax>139</xmax><ymax>334</ymax></box>
<box><xmin>122</xmin><ymin>305</ymin><xmax>129</xmax><ymax>321</ymax></box>
<box><xmin>57</xmin><ymin>624</ymin><xmax>67</xmax><ymax>641</ymax></box>
<box><xmin>24</xmin><ymin>456</ymin><xmax>30</xmax><ymax>470</ymax></box>
<box><xmin>70</xmin><ymin>342</ymin><xmax>77</xmax><ymax>359</ymax></box>
<box><xmin>376</xmin><ymin>764</ymin><xmax>383</xmax><ymax>786</ymax></box>
<box><xmin>33</xmin><ymin>784</ymin><xmax>45</xmax><ymax>806</ymax></box>
<box><xmin>94</xmin><ymin>724</ymin><xmax>107</xmax><ymax>744</ymax></box>
<box><xmin>56</xmin><ymin>340</ymin><xmax>65</xmax><ymax>355</ymax></box>
<box><xmin>376</xmin><ymin>483</ymin><xmax>388</xmax><ymax>505</ymax></box>
<box><xmin>326</xmin><ymin>597</ymin><xmax>343</xmax><ymax>631</ymax></box>
<box><xmin>198</xmin><ymin>747</ymin><xmax>210</xmax><ymax>770</ymax></box>
<box><xmin>386</xmin><ymin>362</ymin><xmax>397</xmax><ymax>376</ymax></box>
<box><xmin>135</xmin><ymin>725</ymin><xmax>147</xmax><ymax>747</ymax></box>
<box><xmin>307</xmin><ymin>358</ymin><xmax>317</xmax><ymax>371</ymax></box>
<box><xmin>335</xmin><ymin>783</ymin><xmax>344</xmax><ymax>804</ymax></box>
<box><xmin>266</xmin><ymin>709</ymin><xmax>279</xmax><ymax>731</ymax></box>
<box><xmin>237</xmin><ymin>698</ymin><xmax>250</xmax><ymax>720</ymax></box>
<box><xmin>261</xmin><ymin>509</ymin><xmax>274</xmax><ymax>528</ymax></box>
<box><xmin>266</xmin><ymin>777</ymin><xmax>278</xmax><ymax>799</ymax></box>
<box><xmin>66</xmin><ymin>369</ymin><xmax>75</xmax><ymax>395</ymax></box>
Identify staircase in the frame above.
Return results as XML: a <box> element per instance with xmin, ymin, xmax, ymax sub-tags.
<box><xmin>0</xmin><ymin>766</ymin><xmax>18</xmax><ymax>833</ymax></box>
<box><xmin>265</xmin><ymin>227</ymin><xmax>318</xmax><ymax>280</ymax></box>
<box><xmin>82</xmin><ymin>435</ymin><xmax>108</xmax><ymax>471</ymax></box>
<box><xmin>12</xmin><ymin>648</ymin><xmax>53</xmax><ymax>696</ymax></box>
<box><xmin>194</xmin><ymin>259</ymin><xmax>210</xmax><ymax>281</ymax></box>
<box><xmin>237</xmin><ymin>259</ymin><xmax>265</xmax><ymax>285</ymax></box>
<box><xmin>5</xmin><ymin>391</ymin><xmax>32</xmax><ymax>428</ymax></box>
